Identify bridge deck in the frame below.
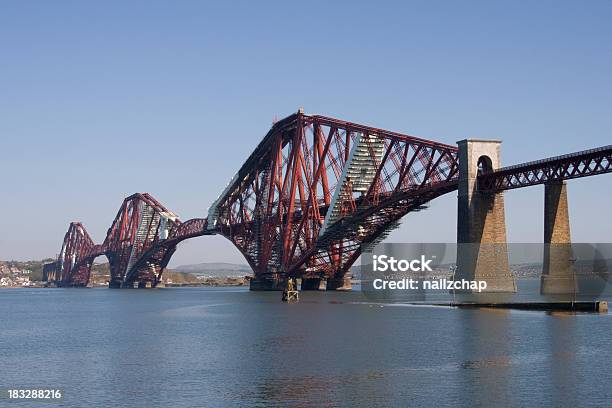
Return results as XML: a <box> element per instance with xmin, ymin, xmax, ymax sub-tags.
<box><xmin>479</xmin><ymin>144</ymin><xmax>612</xmax><ymax>191</ymax></box>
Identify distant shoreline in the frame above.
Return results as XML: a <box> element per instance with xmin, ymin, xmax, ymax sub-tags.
<box><xmin>0</xmin><ymin>277</ymin><xmax>248</xmax><ymax>289</ymax></box>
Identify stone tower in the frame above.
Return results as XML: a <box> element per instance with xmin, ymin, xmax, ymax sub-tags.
<box><xmin>455</xmin><ymin>139</ymin><xmax>516</xmax><ymax>293</ymax></box>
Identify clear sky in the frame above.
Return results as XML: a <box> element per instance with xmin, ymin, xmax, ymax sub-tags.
<box><xmin>1</xmin><ymin>1</ymin><xmax>611</xmax><ymax>266</ymax></box>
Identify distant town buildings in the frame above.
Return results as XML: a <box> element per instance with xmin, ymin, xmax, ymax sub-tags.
<box><xmin>0</xmin><ymin>262</ymin><xmax>34</xmax><ymax>287</ymax></box>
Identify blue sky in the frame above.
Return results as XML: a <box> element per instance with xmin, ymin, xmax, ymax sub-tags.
<box><xmin>1</xmin><ymin>1</ymin><xmax>611</xmax><ymax>266</ymax></box>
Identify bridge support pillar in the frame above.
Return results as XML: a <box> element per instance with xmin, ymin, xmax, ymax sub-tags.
<box><xmin>249</xmin><ymin>274</ymin><xmax>287</xmax><ymax>291</ymax></box>
<box><xmin>540</xmin><ymin>181</ymin><xmax>576</xmax><ymax>294</ymax></box>
<box><xmin>301</xmin><ymin>278</ymin><xmax>325</xmax><ymax>290</ymax></box>
<box><xmin>326</xmin><ymin>276</ymin><xmax>352</xmax><ymax>291</ymax></box>
<box><xmin>108</xmin><ymin>280</ymin><xmax>121</xmax><ymax>289</ymax></box>
<box><xmin>455</xmin><ymin>139</ymin><xmax>516</xmax><ymax>293</ymax></box>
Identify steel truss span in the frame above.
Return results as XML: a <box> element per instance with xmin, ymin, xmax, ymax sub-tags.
<box><xmin>49</xmin><ymin>111</ymin><xmax>460</xmax><ymax>288</ymax></box>
<box><xmin>206</xmin><ymin>112</ymin><xmax>459</xmax><ymax>287</ymax></box>
<box><xmin>478</xmin><ymin>145</ymin><xmax>612</xmax><ymax>191</ymax></box>
<box><xmin>54</xmin><ymin>194</ymin><xmax>211</xmax><ymax>288</ymax></box>
<box><xmin>48</xmin><ymin>110</ymin><xmax>610</xmax><ymax>289</ymax></box>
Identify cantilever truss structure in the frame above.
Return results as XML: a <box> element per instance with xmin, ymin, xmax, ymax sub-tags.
<box><xmin>48</xmin><ymin>110</ymin><xmax>611</xmax><ymax>289</ymax></box>
<box><xmin>54</xmin><ymin>194</ymin><xmax>209</xmax><ymax>288</ymax></box>
<box><xmin>50</xmin><ymin>111</ymin><xmax>459</xmax><ymax>288</ymax></box>
<box><xmin>204</xmin><ymin>111</ymin><xmax>459</xmax><ymax>286</ymax></box>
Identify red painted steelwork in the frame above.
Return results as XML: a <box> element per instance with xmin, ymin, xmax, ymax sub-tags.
<box><xmin>51</xmin><ymin>111</ymin><xmax>609</xmax><ymax>289</ymax></box>
<box><xmin>478</xmin><ymin>145</ymin><xmax>612</xmax><ymax>191</ymax></box>
<box><xmin>206</xmin><ymin>111</ymin><xmax>459</xmax><ymax>285</ymax></box>
<box><xmin>53</xmin><ymin>111</ymin><xmax>460</xmax><ymax>287</ymax></box>
<box><xmin>54</xmin><ymin>194</ymin><xmax>211</xmax><ymax>288</ymax></box>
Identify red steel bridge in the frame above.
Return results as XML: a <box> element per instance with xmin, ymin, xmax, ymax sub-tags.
<box><xmin>44</xmin><ymin>110</ymin><xmax>612</xmax><ymax>289</ymax></box>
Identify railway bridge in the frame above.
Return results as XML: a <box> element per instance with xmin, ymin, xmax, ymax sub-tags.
<box><xmin>44</xmin><ymin>109</ymin><xmax>611</xmax><ymax>291</ymax></box>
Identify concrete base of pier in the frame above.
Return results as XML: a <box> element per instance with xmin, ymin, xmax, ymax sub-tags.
<box><xmin>249</xmin><ymin>276</ymin><xmax>287</xmax><ymax>291</ymax></box>
<box><xmin>300</xmin><ymin>278</ymin><xmax>326</xmax><ymax>291</ymax></box>
<box><xmin>108</xmin><ymin>280</ymin><xmax>162</xmax><ymax>288</ymax></box>
<box><xmin>108</xmin><ymin>280</ymin><xmax>122</xmax><ymax>289</ymax></box>
<box><xmin>326</xmin><ymin>277</ymin><xmax>352</xmax><ymax>291</ymax></box>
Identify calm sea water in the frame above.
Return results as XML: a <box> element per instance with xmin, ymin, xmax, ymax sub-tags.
<box><xmin>2</xmin><ymin>286</ymin><xmax>612</xmax><ymax>407</ymax></box>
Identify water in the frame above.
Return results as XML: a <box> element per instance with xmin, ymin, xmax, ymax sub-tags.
<box><xmin>2</xmin><ymin>287</ymin><xmax>612</xmax><ymax>407</ymax></box>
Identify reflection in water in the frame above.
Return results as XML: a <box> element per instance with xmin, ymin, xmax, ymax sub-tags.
<box><xmin>547</xmin><ymin>314</ymin><xmax>577</xmax><ymax>408</ymax></box>
<box><xmin>457</xmin><ymin>309</ymin><xmax>514</xmax><ymax>408</ymax></box>
<box><xmin>2</xmin><ymin>288</ymin><xmax>612</xmax><ymax>407</ymax></box>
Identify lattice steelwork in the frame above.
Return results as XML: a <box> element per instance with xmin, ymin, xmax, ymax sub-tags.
<box><xmin>51</xmin><ymin>194</ymin><xmax>211</xmax><ymax>288</ymax></box>
<box><xmin>50</xmin><ymin>111</ymin><xmax>460</xmax><ymax>288</ymax></box>
<box><xmin>55</xmin><ymin>222</ymin><xmax>96</xmax><ymax>286</ymax></box>
<box><xmin>478</xmin><ymin>145</ymin><xmax>612</xmax><ymax>191</ymax></box>
<box><xmin>49</xmin><ymin>110</ymin><xmax>610</xmax><ymax>289</ymax></box>
<box><xmin>207</xmin><ymin>111</ymin><xmax>459</xmax><ymax>285</ymax></box>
